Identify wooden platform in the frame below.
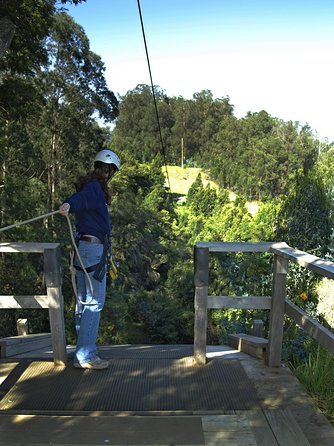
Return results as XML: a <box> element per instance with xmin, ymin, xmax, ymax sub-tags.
<box><xmin>0</xmin><ymin>344</ymin><xmax>333</xmax><ymax>445</ymax></box>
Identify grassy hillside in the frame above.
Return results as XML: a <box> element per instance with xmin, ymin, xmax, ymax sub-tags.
<box><xmin>164</xmin><ymin>166</ymin><xmax>219</xmax><ymax>195</ymax></box>
<box><xmin>163</xmin><ymin>165</ymin><xmax>259</xmax><ymax>215</ymax></box>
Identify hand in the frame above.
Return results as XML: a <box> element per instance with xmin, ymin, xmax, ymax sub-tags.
<box><xmin>59</xmin><ymin>203</ymin><xmax>70</xmax><ymax>216</ymax></box>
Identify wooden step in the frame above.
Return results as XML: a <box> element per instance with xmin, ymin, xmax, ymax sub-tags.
<box><xmin>0</xmin><ymin>414</ymin><xmax>205</xmax><ymax>445</ymax></box>
<box><xmin>0</xmin><ymin>411</ymin><xmax>311</xmax><ymax>446</ymax></box>
<box><xmin>0</xmin><ymin>333</ymin><xmax>52</xmax><ymax>358</ymax></box>
<box><xmin>227</xmin><ymin>333</ymin><xmax>268</xmax><ymax>359</ymax></box>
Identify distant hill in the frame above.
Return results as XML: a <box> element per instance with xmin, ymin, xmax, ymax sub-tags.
<box><xmin>163</xmin><ymin>165</ymin><xmax>259</xmax><ymax>216</ymax></box>
<box><xmin>164</xmin><ymin>166</ymin><xmax>219</xmax><ymax>196</ymax></box>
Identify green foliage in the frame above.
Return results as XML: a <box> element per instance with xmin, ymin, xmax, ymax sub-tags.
<box><xmin>282</xmin><ymin>321</ymin><xmax>317</xmax><ymax>365</ymax></box>
<box><xmin>112</xmin><ymin>87</ymin><xmax>234</xmax><ymax>166</ymax></box>
<box><xmin>2</xmin><ymin>7</ymin><xmax>334</xmax><ymax>428</ymax></box>
<box><xmin>276</xmin><ymin>172</ymin><xmax>332</xmax><ymax>256</ymax></box>
<box><xmin>165</xmin><ymin>259</ymin><xmax>194</xmax><ymax>308</ymax></box>
<box><xmin>172</xmin><ymin>173</ymin><xmax>279</xmax><ymax>343</ymax></box>
<box><xmin>108</xmin><ymin>159</ymin><xmax>175</xmax><ymax>291</ymax></box>
<box><xmin>0</xmin><ymin>0</ymin><xmax>55</xmax><ymax>75</ymax></box>
<box><xmin>125</xmin><ymin>289</ymin><xmax>193</xmax><ymax>344</ymax></box>
<box><xmin>315</xmin><ymin>278</ymin><xmax>334</xmax><ymax>330</ymax></box>
<box><xmin>206</xmin><ymin>114</ymin><xmax>318</xmax><ymax>200</ymax></box>
<box><xmin>209</xmin><ymin>309</ymin><xmax>269</xmax><ymax>344</ymax></box>
<box><xmin>291</xmin><ymin>346</ymin><xmax>334</xmax><ymax>424</ymax></box>
<box><xmin>111</xmin><ymin>85</ymin><xmax>169</xmax><ymax>163</ymax></box>
<box><xmin>315</xmin><ymin>145</ymin><xmax>334</xmax><ymax>196</ymax></box>
<box><xmin>248</xmin><ymin>198</ymin><xmax>283</xmax><ymax>242</ymax></box>
<box><xmin>112</xmin><ymin>85</ymin><xmax>321</xmax><ymax>200</ymax></box>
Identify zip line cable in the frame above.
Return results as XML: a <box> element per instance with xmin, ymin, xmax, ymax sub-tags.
<box><xmin>136</xmin><ymin>0</ymin><xmax>171</xmax><ymax>191</ymax></box>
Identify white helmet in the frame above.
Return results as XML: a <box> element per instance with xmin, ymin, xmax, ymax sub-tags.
<box><xmin>94</xmin><ymin>149</ymin><xmax>121</xmax><ymax>170</ymax></box>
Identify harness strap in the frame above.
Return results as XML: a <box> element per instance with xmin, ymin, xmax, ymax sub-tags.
<box><xmin>72</xmin><ymin>235</ymin><xmax>109</xmax><ymax>283</ymax></box>
<box><xmin>92</xmin><ymin>237</ymin><xmax>109</xmax><ymax>281</ymax></box>
<box><xmin>74</xmin><ymin>263</ymin><xmax>100</xmax><ymax>274</ymax></box>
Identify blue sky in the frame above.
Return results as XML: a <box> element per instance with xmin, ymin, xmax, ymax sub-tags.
<box><xmin>65</xmin><ymin>0</ymin><xmax>334</xmax><ymax>141</ymax></box>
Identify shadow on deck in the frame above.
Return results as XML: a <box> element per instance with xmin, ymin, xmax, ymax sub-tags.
<box><xmin>0</xmin><ymin>344</ymin><xmax>334</xmax><ymax>445</ymax></box>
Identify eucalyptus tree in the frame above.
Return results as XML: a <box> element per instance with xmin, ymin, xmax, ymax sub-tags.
<box><xmin>205</xmin><ymin>111</ymin><xmax>319</xmax><ymax>200</ymax></box>
<box><xmin>0</xmin><ymin>0</ymin><xmax>86</xmax><ymax>122</ymax></box>
<box><xmin>30</xmin><ymin>12</ymin><xmax>118</xmax><ymax>212</ymax></box>
<box><xmin>112</xmin><ymin>84</ymin><xmax>174</xmax><ymax>163</ymax></box>
<box><xmin>277</xmin><ymin>172</ymin><xmax>332</xmax><ymax>256</ymax></box>
<box><xmin>315</xmin><ymin>143</ymin><xmax>334</xmax><ymax>197</ymax></box>
<box><xmin>0</xmin><ymin>1</ymin><xmax>85</xmax><ymax>231</ymax></box>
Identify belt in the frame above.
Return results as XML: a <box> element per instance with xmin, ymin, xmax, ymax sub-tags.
<box><xmin>79</xmin><ymin>235</ymin><xmax>102</xmax><ymax>244</ymax></box>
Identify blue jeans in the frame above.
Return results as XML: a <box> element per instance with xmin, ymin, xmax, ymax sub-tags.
<box><xmin>74</xmin><ymin>241</ymin><xmax>106</xmax><ymax>364</ymax></box>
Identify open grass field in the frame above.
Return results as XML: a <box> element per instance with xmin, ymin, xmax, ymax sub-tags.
<box><xmin>164</xmin><ymin>166</ymin><xmax>219</xmax><ymax>196</ymax></box>
<box><xmin>164</xmin><ymin>165</ymin><xmax>259</xmax><ymax>215</ymax></box>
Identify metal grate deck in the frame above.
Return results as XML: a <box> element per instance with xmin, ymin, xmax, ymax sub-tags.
<box><xmin>0</xmin><ymin>356</ymin><xmax>259</xmax><ymax>413</ymax></box>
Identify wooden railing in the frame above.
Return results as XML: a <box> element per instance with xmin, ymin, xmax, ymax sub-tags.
<box><xmin>194</xmin><ymin>241</ymin><xmax>334</xmax><ymax>367</ymax></box>
<box><xmin>0</xmin><ymin>242</ymin><xmax>67</xmax><ymax>366</ymax></box>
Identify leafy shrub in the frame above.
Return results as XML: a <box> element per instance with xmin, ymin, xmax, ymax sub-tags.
<box><xmin>315</xmin><ymin>278</ymin><xmax>334</xmax><ymax>330</ymax></box>
<box><xmin>291</xmin><ymin>347</ymin><xmax>334</xmax><ymax>424</ymax></box>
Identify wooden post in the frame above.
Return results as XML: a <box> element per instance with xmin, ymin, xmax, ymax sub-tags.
<box><xmin>251</xmin><ymin>319</ymin><xmax>264</xmax><ymax>337</ymax></box>
<box><xmin>44</xmin><ymin>246</ymin><xmax>67</xmax><ymax>366</ymax></box>
<box><xmin>17</xmin><ymin>318</ymin><xmax>28</xmax><ymax>336</ymax></box>
<box><xmin>194</xmin><ymin>246</ymin><xmax>209</xmax><ymax>365</ymax></box>
<box><xmin>267</xmin><ymin>254</ymin><xmax>289</xmax><ymax>367</ymax></box>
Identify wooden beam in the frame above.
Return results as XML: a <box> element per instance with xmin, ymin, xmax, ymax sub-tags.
<box><xmin>44</xmin><ymin>242</ymin><xmax>66</xmax><ymax>365</ymax></box>
<box><xmin>17</xmin><ymin>318</ymin><xmax>28</xmax><ymax>336</ymax></box>
<box><xmin>270</xmin><ymin>242</ymin><xmax>334</xmax><ymax>280</ymax></box>
<box><xmin>251</xmin><ymin>319</ymin><xmax>264</xmax><ymax>337</ymax></box>
<box><xmin>285</xmin><ymin>299</ymin><xmax>334</xmax><ymax>355</ymax></box>
<box><xmin>194</xmin><ymin>286</ymin><xmax>208</xmax><ymax>366</ymax></box>
<box><xmin>0</xmin><ymin>334</ymin><xmax>52</xmax><ymax>358</ymax></box>
<box><xmin>0</xmin><ymin>242</ymin><xmax>60</xmax><ymax>253</ymax></box>
<box><xmin>0</xmin><ymin>295</ymin><xmax>49</xmax><ymax>309</ymax></box>
<box><xmin>263</xmin><ymin>409</ymin><xmax>311</xmax><ymax>445</ymax></box>
<box><xmin>247</xmin><ymin>410</ymin><xmax>279</xmax><ymax>445</ymax></box>
<box><xmin>268</xmin><ymin>255</ymin><xmax>289</xmax><ymax>367</ymax></box>
<box><xmin>207</xmin><ymin>295</ymin><xmax>271</xmax><ymax>309</ymax></box>
<box><xmin>46</xmin><ymin>286</ymin><xmax>67</xmax><ymax>366</ymax></box>
<box><xmin>196</xmin><ymin>241</ymin><xmax>274</xmax><ymax>253</ymax></box>
<box><xmin>193</xmin><ymin>246</ymin><xmax>209</xmax><ymax>365</ymax></box>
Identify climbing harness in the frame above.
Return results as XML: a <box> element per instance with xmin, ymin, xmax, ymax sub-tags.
<box><xmin>71</xmin><ymin>234</ymin><xmax>118</xmax><ymax>284</ymax></box>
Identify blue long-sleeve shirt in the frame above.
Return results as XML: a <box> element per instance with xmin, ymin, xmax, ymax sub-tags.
<box><xmin>64</xmin><ymin>180</ymin><xmax>110</xmax><ymax>244</ymax></box>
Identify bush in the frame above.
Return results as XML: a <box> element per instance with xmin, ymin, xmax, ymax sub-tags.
<box><xmin>316</xmin><ymin>278</ymin><xmax>334</xmax><ymax>330</ymax></box>
<box><xmin>291</xmin><ymin>346</ymin><xmax>334</xmax><ymax>424</ymax></box>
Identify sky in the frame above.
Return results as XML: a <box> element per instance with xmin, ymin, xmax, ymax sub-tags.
<box><xmin>65</xmin><ymin>0</ymin><xmax>334</xmax><ymax>142</ymax></box>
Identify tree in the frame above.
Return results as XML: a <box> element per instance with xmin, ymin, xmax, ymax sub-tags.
<box><xmin>0</xmin><ymin>1</ymin><xmax>90</xmax><ymax>226</ymax></box>
<box><xmin>26</xmin><ymin>12</ymin><xmax>118</xmax><ymax>212</ymax></box>
<box><xmin>276</xmin><ymin>172</ymin><xmax>332</xmax><ymax>256</ymax></box>
<box><xmin>315</xmin><ymin>144</ymin><xmax>334</xmax><ymax>196</ymax></box>
<box><xmin>112</xmin><ymin>84</ymin><xmax>170</xmax><ymax>163</ymax></box>
<box><xmin>204</xmin><ymin>112</ymin><xmax>318</xmax><ymax>200</ymax></box>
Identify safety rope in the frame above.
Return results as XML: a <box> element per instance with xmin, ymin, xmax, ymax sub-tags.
<box><xmin>0</xmin><ymin>210</ymin><xmax>60</xmax><ymax>232</ymax></box>
<box><xmin>0</xmin><ymin>210</ymin><xmax>94</xmax><ymax>305</ymax></box>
